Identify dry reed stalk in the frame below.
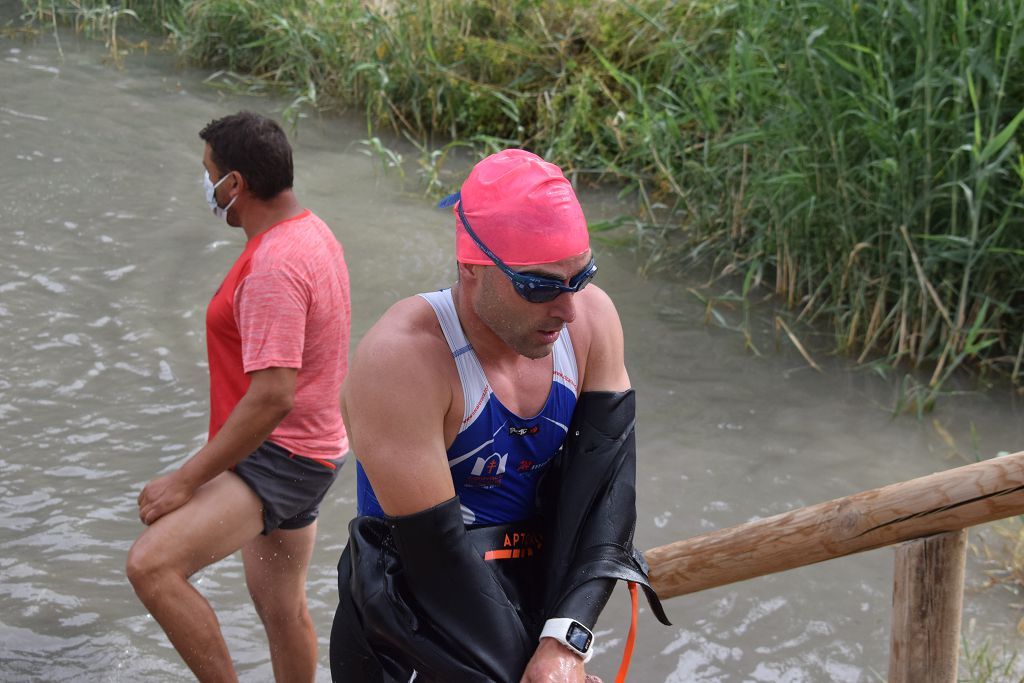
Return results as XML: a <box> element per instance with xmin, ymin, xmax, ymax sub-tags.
<box><xmin>1013</xmin><ymin>336</ymin><xmax>1024</xmax><ymax>385</ymax></box>
<box><xmin>845</xmin><ymin>306</ymin><xmax>861</xmax><ymax>352</ymax></box>
<box><xmin>898</xmin><ymin>285</ymin><xmax>909</xmax><ymax>359</ymax></box>
<box><xmin>786</xmin><ymin>243</ymin><xmax>796</xmax><ymax>308</ymax></box>
<box><xmin>775</xmin><ymin>238</ymin><xmax>784</xmax><ymax>296</ymax></box>
<box><xmin>930</xmin><ymin>335</ymin><xmax>956</xmax><ymax>388</ymax></box>
<box><xmin>858</xmin><ymin>287</ymin><xmax>887</xmax><ymax>363</ymax></box>
<box><xmin>775</xmin><ymin>316</ymin><xmax>823</xmax><ymax>372</ymax></box>
<box><xmin>899</xmin><ymin>224</ymin><xmax>954</xmax><ymax>330</ymax></box>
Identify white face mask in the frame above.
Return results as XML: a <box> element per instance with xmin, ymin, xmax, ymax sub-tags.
<box><xmin>203</xmin><ymin>169</ymin><xmax>237</xmax><ymax>222</ymax></box>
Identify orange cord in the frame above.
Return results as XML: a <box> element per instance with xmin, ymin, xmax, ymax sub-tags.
<box><xmin>613</xmin><ymin>582</ymin><xmax>639</xmax><ymax>683</ymax></box>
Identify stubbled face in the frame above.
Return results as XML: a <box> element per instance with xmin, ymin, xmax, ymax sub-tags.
<box><xmin>471</xmin><ymin>250</ymin><xmax>592</xmax><ymax>360</ymax></box>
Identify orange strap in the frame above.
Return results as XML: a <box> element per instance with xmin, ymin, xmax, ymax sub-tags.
<box><xmin>290</xmin><ymin>453</ymin><xmax>337</xmax><ymax>470</ymax></box>
<box><xmin>613</xmin><ymin>582</ymin><xmax>639</xmax><ymax>683</ymax></box>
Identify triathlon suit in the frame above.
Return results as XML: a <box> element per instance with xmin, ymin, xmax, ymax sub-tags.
<box><xmin>356</xmin><ymin>288</ymin><xmax>579</xmax><ymax>525</ymax></box>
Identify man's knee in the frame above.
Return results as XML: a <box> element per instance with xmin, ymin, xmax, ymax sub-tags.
<box><xmin>126</xmin><ymin>533</ymin><xmax>185</xmax><ymax>601</ymax></box>
<box><xmin>126</xmin><ymin>536</ymin><xmax>162</xmax><ymax>599</ymax></box>
<box><xmin>248</xmin><ymin>585</ymin><xmax>309</xmax><ymax>629</ymax></box>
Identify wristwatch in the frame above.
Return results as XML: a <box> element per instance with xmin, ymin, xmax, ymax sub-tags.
<box><xmin>539</xmin><ymin>618</ymin><xmax>594</xmax><ymax>663</ymax></box>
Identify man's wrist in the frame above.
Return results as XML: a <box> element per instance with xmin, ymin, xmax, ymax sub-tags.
<box><xmin>539</xmin><ymin>617</ymin><xmax>594</xmax><ymax>663</ymax></box>
<box><xmin>178</xmin><ymin>452</ymin><xmax>211</xmax><ymax>490</ymax></box>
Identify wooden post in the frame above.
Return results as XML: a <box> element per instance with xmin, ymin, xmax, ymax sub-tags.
<box><xmin>888</xmin><ymin>530</ymin><xmax>967</xmax><ymax>683</ymax></box>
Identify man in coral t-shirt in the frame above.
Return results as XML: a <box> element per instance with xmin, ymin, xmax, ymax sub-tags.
<box><xmin>127</xmin><ymin>112</ymin><xmax>350</xmax><ymax>683</ymax></box>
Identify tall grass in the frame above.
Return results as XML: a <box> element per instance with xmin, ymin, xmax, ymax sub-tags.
<box><xmin>711</xmin><ymin>1</ymin><xmax>1024</xmax><ymax>410</ymax></box>
<box><xmin>960</xmin><ymin>632</ymin><xmax>1024</xmax><ymax>683</ymax></box>
<box><xmin>19</xmin><ymin>0</ymin><xmax>182</xmax><ymax>62</ymax></box>
<box><xmin>19</xmin><ymin>0</ymin><xmax>1024</xmax><ymax>402</ymax></box>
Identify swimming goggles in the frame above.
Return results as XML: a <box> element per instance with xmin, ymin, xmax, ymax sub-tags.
<box><xmin>452</xmin><ymin>199</ymin><xmax>597</xmax><ymax>304</ymax></box>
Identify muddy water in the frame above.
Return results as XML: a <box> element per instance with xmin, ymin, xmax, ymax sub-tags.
<box><xmin>2</xmin><ymin>26</ymin><xmax>1022</xmax><ymax>683</ymax></box>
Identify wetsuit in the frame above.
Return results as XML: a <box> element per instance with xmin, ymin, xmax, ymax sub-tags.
<box><xmin>332</xmin><ymin>293</ymin><xmax>668</xmax><ymax>683</ymax></box>
<box><xmin>356</xmin><ymin>288</ymin><xmax>576</xmax><ymax>525</ymax></box>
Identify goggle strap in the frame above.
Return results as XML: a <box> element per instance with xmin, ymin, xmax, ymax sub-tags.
<box><xmin>437</xmin><ymin>191</ymin><xmax>461</xmax><ymax>209</ymax></box>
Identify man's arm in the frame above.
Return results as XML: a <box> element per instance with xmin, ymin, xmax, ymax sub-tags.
<box><xmin>522</xmin><ymin>286</ymin><xmax>630</xmax><ymax>683</ymax></box>
<box><xmin>137</xmin><ymin>366</ymin><xmax>296</xmax><ymax>525</ymax></box>
<box><xmin>577</xmin><ymin>285</ymin><xmax>630</xmax><ymax>394</ymax></box>
<box><xmin>343</xmin><ymin>299</ymin><xmax>455</xmax><ymax>516</ymax></box>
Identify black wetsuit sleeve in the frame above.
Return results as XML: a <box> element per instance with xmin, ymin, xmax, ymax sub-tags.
<box><xmin>332</xmin><ymin>497</ymin><xmax>537</xmax><ymax>682</ymax></box>
<box><xmin>385</xmin><ymin>496</ymin><xmax>533</xmax><ymax>680</ymax></box>
<box><xmin>541</xmin><ymin>390</ymin><xmax>671</xmax><ymax>629</ymax></box>
<box><xmin>551</xmin><ymin>578</ymin><xmax>615</xmax><ymax>630</ymax></box>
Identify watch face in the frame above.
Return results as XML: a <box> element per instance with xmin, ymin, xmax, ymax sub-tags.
<box><xmin>566</xmin><ymin>622</ymin><xmax>593</xmax><ymax>653</ymax></box>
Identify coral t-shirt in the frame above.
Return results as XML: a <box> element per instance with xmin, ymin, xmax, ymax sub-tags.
<box><xmin>205</xmin><ymin>209</ymin><xmax>350</xmax><ymax>459</ymax></box>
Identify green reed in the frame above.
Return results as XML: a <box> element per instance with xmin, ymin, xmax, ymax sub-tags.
<box><xmin>673</xmin><ymin>0</ymin><xmax>1024</xmax><ymax>409</ymax></box>
<box><xmin>21</xmin><ymin>0</ymin><xmax>181</xmax><ymax>41</ymax></box>
<box><xmin>960</xmin><ymin>639</ymin><xmax>1024</xmax><ymax>683</ymax></box>
<box><xmin>20</xmin><ymin>0</ymin><xmax>1024</xmax><ymax>401</ymax></box>
<box><xmin>960</xmin><ymin>613</ymin><xmax>1024</xmax><ymax>682</ymax></box>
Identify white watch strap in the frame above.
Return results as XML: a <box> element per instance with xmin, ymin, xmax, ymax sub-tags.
<box><xmin>539</xmin><ymin>617</ymin><xmax>594</xmax><ymax>663</ymax></box>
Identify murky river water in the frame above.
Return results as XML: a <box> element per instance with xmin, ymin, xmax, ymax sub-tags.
<box><xmin>2</xmin><ymin>22</ymin><xmax>1023</xmax><ymax>683</ymax></box>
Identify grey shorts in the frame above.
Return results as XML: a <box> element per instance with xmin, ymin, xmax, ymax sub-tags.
<box><xmin>233</xmin><ymin>440</ymin><xmax>343</xmax><ymax>535</ymax></box>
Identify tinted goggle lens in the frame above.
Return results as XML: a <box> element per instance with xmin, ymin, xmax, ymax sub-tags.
<box><xmin>514</xmin><ymin>259</ymin><xmax>597</xmax><ymax>303</ymax></box>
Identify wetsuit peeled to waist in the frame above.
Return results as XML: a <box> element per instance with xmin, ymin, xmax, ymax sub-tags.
<box><xmin>330</xmin><ymin>390</ymin><xmax>669</xmax><ymax>683</ymax></box>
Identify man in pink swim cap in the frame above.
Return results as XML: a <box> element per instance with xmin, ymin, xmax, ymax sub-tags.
<box><xmin>331</xmin><ymin>150</ymin><xmax>667</xmax><ymax>683</ymax></box>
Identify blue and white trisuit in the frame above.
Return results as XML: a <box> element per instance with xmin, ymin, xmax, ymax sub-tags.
<box><xmin>356</xmin><ymin>288</ymin><xmax>579</xmax><ymax>525</ymax></box>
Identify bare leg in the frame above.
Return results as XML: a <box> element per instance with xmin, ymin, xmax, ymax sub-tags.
<box><xmin>126</xmin><ymin>472</ymin><xmax>263</xmax><ymax>683</ymax></box>
<box><xmin>243</xmin><ymin>522</ymin><xmax>319</xmax><ymax>683</ymax></box>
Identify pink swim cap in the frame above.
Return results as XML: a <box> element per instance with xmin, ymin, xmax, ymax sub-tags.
<box><xmin>453</xmin><ymin>149</ymin><xmax>589</xmax><ymax>266</ymax></box>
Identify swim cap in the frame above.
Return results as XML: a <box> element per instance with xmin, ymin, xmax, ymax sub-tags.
<box><xmin>453</xmin><ymin>149</ymin><xmax>589</xmax><ymax>266</ymax></box>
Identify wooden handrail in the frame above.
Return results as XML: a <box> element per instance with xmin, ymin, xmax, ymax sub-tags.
<box><xmin>644</xmin><ymin>450</ymin><xmax>1024</xmax><ymax>600</ymax></box>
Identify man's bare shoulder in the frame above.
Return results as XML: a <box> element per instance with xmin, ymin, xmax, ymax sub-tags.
<box><xmin>350</xmin><ymin>295</ymin><xmax>452</xmax><ymax>383</ymax></box>
<box><xmin>571</xmin><ymin>284</ymin><xmax>623</xmax><ymax>345</ymax></box>
<box><xmin>578</xmin><ymin>283</ymin><xmax>619</xmax><ymax>315</ymax></box>
<box><xmin>569</xmin><ymin>284</ymin><xmax>629</xmax><ymax>392</ymax></box>
<box><xmin>364</xmin><ymin>295</ymin><xmax>444</xmax><ymax>340</ymax></box>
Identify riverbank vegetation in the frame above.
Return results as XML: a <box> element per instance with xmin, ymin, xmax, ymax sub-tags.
<box><xmin>17</xmin><ymin>0</ymin><xmax>1024</xmax><ymax>407</ymax></box>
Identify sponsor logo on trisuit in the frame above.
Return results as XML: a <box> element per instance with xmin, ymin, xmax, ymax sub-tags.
<box><xmin>466</xmin><ymin>453</ymin><xmax>507</xmax><ymax>488</ymax></box>
<box><xmin>483</xmin><ymin>529</ymin><xmax>544</xmax><ymax>561</ymax></box>
<box><xmin>508</xmin><ymin>425</ymin><xmax>540</xmax><ymax>437</ymax></box>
